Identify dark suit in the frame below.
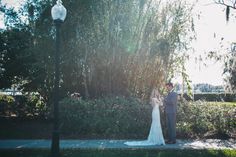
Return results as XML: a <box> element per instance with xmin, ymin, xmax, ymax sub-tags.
<box><xmin>163</xmin><ymin>90</ymin><xmax>178</xmax><ymax>142</ymax></box>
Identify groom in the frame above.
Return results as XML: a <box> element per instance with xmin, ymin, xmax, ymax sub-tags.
<box><xmin>163</xmin><ymin>82</ymin><xmax>178</xmax><ymax>144</ymax></box>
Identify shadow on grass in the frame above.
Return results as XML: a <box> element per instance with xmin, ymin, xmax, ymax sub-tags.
<box><xmin>0</xmin><ymin>149</ymin><xmax>236</xmax><ymax>157</ymax></box>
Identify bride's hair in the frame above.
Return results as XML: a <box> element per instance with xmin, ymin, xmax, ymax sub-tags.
<box><xmin>150</xmin><ymin>88</ymin><xmax>160</xmax><ymax>99</ymax></box>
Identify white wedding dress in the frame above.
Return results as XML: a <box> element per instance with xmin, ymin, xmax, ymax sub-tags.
<box><xmin>125</xmin><ymin>98</ymin><xmax>165</xmax><ymax>146</ymax></box>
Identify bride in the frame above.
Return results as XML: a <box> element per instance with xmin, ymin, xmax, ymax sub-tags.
<box><xmin>124</xmin><ymin>88</ymin><xmax>165</xmax><ymax>146</ymax></box>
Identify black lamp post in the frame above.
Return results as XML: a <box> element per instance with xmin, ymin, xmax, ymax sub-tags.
<box><xmin>51</xmin><ymin>1</ymin><xmax>66</xmax><ymax>157</ymax></box>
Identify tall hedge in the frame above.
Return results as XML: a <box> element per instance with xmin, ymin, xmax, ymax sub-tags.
<box><xmin>59</xmin><ymin>97</ymin><xmax>236</xmax><ymax>139</ymax></box>
<box><xmin>59</xmin><ymin>97</ymin><xmax>152</xmax><ymax>139</ymax></box>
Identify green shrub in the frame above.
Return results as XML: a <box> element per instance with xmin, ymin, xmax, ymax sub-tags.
<box><xmin>59</xmin><ymin>96</ymin><xmax>152</xmax><ymax>139</ymax></box>
<box><xmin>0</xmin><ymin>94</ymin><xmax>15</xmax><ymax>116</ymax></box>
<box><xmin>59</xmin><ymin>97</ymin><xmax>236</xmax><ymax>139</ymax></box>
<box><xmin>0</xmin><ymin>94</ymin><xmax>47</xmax><ymax>118</ymax></box>
<box><xmin>177</xmin><ymin>100</ymin><xmax>236</xmax><ymax>139</ymax></box>
<box><xmin>24</xmin><ymin>93</ymin><xmax>48</xmax><ymax>118</ymax></box>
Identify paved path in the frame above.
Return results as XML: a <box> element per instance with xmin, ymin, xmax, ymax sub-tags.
<box><xmin>0</xmin><ymin>139</ymin><xmax>235</xmax><ymax>150</ymax></box>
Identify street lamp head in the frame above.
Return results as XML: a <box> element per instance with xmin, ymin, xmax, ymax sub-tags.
<box><xmin>51</xmin><ymin>0</ymin><xmax>67</xmax><ymax>22</ymax></box>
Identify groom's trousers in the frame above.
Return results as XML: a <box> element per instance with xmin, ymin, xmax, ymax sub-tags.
<box><xmin>166</xmin><ymin>112</ymin><xmax>176</xmax><ymax>142</ymax></box>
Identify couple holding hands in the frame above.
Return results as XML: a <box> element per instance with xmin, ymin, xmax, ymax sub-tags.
<box><xmin>125</xmin><ymin>82</ymin><xmax>178</xmax><ymax>146</ymax></box>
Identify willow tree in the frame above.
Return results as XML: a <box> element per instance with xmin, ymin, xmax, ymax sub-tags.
<box><xmin>212</xmin><ymin>0</ymin><xmax>236</xmax><ymax>93</ymax></box>
<box><xmin>1</xmin><ymin>0</ymin><xmax>195</xmax><ymax>100</ymax></box>
<box><xmin>57</xmin><ymin>0</ymin><xmax>195</xmax><ymax>99</ymax></box>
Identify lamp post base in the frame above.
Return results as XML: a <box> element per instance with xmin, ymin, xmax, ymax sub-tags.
<box><xmin>51</xmin><ymin>130</ymin><xmax>60</xmax><ymax>157</ymax></box>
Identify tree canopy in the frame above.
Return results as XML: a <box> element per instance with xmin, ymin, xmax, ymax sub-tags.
<box><xmin>213</xmin><ymin>0</ymin><xmax>236</xmax><ymax>93</ymax></box>
<box><xmin>0</xmin><ymin>0</ymin><xmax>195</xmax><ymax>102</ymax></box>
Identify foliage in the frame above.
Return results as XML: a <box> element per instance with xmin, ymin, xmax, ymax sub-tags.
<box><xmin>0</xmin><ymin>28</ymin><xmax>34</xmax><ymax>89</ymax></box>
<box><xmin>0</xmin><ymin>94</ymin><xmax>47</xmax><ymax>118</ymax></box>
<box><xmin>59</xmin><ymin>96</ymin><xmax>236</xmax><ymax>139</ymax></box>
<box><xmin>223</xmin><ymin>53</ymin><xmax>236</xmax><ymax>93</ymax></box>
<box><xmin>59</xmin><ymin>96</ymin><xmax>151</xmax><ymax>138</ymax></box>
<box><xmin>208</xmin><ymin>50</ymin><xmax>236</xmax><ymax>94</ymax></box>
<box><xmin>0</xmin><ymin>0</ymin><xmax>57</xmax><ymax>104</ymax></box>
<box><xmin>177</xmin><ymin>100</ymin><xmax>236</xmax><ymax>139</ymax></box>
<box><xmin>0</xmin><ymin>94</ymin><xmax>15</xmax><ymax>115</ymax></box>
<box><xmin>0</xmin><ymin>0</ymin><xmax>195</xmax><ymax>101</ymax></box>
<box><xmin>212</xmin><ymin>1</ymin><xmax>236</xmax><ymax>93</ymax></box>
<box><xmin>0</xmin><ymin>96</ymin><xmax>235</xmax><ymax>139</ymax></box>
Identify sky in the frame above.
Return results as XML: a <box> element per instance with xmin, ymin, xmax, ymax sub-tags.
<box><xmin>1</xmin><ymin>0</ymin><xmax>236</xmax><ymax>86</ymax></box>
<box><xmin>0</xmin><ymin>0</ymin><xmax>26</xmax><ymax>28</ymax></box>
<box><xmin>176</xmin><ymin>0</ymin><xmax>236</xmax><ymax>86</ymax></box>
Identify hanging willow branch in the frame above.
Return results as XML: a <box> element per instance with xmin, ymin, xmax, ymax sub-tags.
<box><xmin>226</xmin><ymin>6</ymin><xmax>230</xmax><ymax>21</ymax></box>
<box><xmin>214</xmin><ymin>0</ymin><xmax>236</xmax><ymax>22</ymax></box>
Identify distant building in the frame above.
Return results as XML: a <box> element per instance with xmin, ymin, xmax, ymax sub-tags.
<box><xmin>0</xmin><ymin>88</ymin><xmax>22</xmax><ymax>95</ymax></box>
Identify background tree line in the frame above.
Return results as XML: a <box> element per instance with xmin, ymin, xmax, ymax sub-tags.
<box><xmin>0</xmin><ymin>0</ymin><xmax>194</xmax><ymax>106</ymax></box>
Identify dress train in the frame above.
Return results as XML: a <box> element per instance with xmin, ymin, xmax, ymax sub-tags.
<box><xmin>124</xmin><ymin>98</ymin><xmax>165</xmax><ymax>146</ymax></box>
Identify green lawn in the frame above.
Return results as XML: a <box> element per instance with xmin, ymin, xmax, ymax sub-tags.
<box><xmin>0</xmin><ymin>149</ymin><xmax>236</xmax><ymax>157</ymax></box>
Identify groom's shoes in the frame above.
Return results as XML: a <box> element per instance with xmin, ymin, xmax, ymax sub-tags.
<box><xmin>166</xmin><ymin>140</ymin><xmax>176</xmax><ymax>144</ymax></box>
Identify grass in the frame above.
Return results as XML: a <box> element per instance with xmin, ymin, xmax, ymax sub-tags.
<box><xmin>0</xmin><ymin>149</ymin><xmax>236</xmax><ymax>157</ymax></box>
